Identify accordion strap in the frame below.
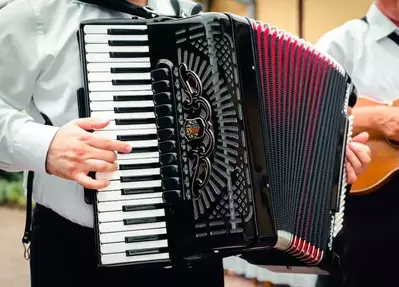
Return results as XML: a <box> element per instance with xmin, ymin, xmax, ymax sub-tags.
<box><xmin>21</xmin><ymin>113</ymin><xmax>53</xmax><ymax>260</ymax></box>
<box><xmin>76</xmin><ymin>0</ymin><xmax>159</xmax><ymax>18</ymax></box>
<box><xmin>360</xmin><ymin>16</ymin><xmax>399</xmax><ymax>46</ymax></box>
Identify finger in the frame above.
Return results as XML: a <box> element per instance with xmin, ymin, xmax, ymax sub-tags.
<box><xmin>88</xmin><ymin>135</ymin><xmax>132</xmax><ymax>153</ymax></box>
<box><xmin>346</xmin><ymin>146</ymin><xmax>363</xmax><ymax>175</ymax></box>
<box><xmin>75</xmin><ymin>172</ymin><xmax>110</xmax><ymax>190</ymax></box>
<box><xmin>84</xmin><ymin>159</ymin><xmax>118</xmax><ymax>173</ymax></box>
<box><xmin>85</xmin><ymin>147</ymin><xmax>117</xmax><ymax>163</ymax></box>
<box><xmin>346</xmin><ymin>161</ymin><xmax>357</xmax><ymax>185</ymax></box>
<box><xmin>73</xmin><ymin>117</ymin><xmax>110</xmax><ymax>131</ymax></box>
<box><xmin>349</xmin><ymin>142</ymin><xmax>371</xmax><ymax>167</ymax></box>
<box><xmin>351</xmin><ymin>132</ymin><xmax>369</xmax><ymax>144</ymax></box>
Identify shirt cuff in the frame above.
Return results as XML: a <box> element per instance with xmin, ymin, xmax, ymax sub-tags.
<box><xmin>13</xmin><ymin>121</ymin><xmax>59</xmax><ymax>174</ymax></box>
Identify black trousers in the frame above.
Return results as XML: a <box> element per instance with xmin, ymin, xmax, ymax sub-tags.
<box><xmin>29</xmin><ymin>204</ymin><xmax>225</xmax><ymax>287</ymax></box>
<box><xmin>317</xmin><ymin>175</ymin><xmax>399</xmax><ymax>287</ymax></box>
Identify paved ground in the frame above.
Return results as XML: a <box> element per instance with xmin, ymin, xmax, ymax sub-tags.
<box><xmin>0</xmin><ymin>206</ymin><xmax>259</xmax><ymax>287</ymax></box>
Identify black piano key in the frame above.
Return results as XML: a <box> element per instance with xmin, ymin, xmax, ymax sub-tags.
<box><xmin>153</xmin><ymin>92</ymin><xmax>172</xmax><ymax>105</ymax></box>
<box><xmin>120</xmin><ymin>175</ymin><xmax>161</xmax><ymax>182</ymax></box>
<box><xmin>158</xmin><ymin>141</ymin><xmax>176</xmax><ymax>153</ymax></box>
<box><xmin>121</xmin><ymin>187</ymin><xmax>161</xmax><ymax>195</ymax></box>
<box><xmin>160</xmin><ymin>153</ymin><xmax>177</xmax><ymax>165</ymax></box>
<box><xmin>123</xmin><ymin>216</ymin><xmax>165</xmax><ymax>226</ymax></box>
<box><xmin>155</xmin><ymin>104</ymin><xmax>173</xmax><ymax>117</ymax></box>
<box><xmin>162</xmin><ymin>190</ymin><xmax>181</xmax><ymax>204</ymax></box>
<box><xmin>160</xmin><ymin>165</ymin><xmax>179</xmax><ymax>178</ymax></box>
<box><xmin>117</xmin><ymin>134</ymin><xmax>157</xmax><ymax>141</ymax></box>
<box><xmin>107</xmin><ymin>28</ymin><xmax>148</xmax><ymax>35</ymax></box>
<box><xmin>111</xmin><ymin>67</ymin><xmax>150</xmax><ymax>74</ymax></box>
<box><xmin>119</xmin><ymin>162</ymin><xmax>160</xmax><ymax>170</ymax></box>
<box><xmin>115</xmin><ymin>118</ymin><xmax>156</xmax><ymax>125</ymax></box>
<box><xmin>110</xmin><ymin>52</ymin><xmax>149</xmax><ymax>58</ymax></box>
<box><xmin>122</xmin><ymin>203</ymin><xmax>164</xmax><ymax>212</ymax></box>
<box><xmin>108</xmin><ymin>40</ymin><xmax>149</xmax><ymax>46</ymax></box>
<box><xmin>114</xmin><ymin>107</ymin><xmax>154</xmax><ymax>113</ymax></box>
<box><xmin>113</xmin><ymin>95</ymin><xmax>153</xmax><ymax>101</ymax></box>
<box><xmin>118</xmin><ymin>146</ymin><xmax>158</xmax><ymax>154</ymax></box>
<box><xmin>125</xmin><ymin>234</ymin><xmax>167</xmax><ymax>243</ymax></box>
<box><xmin>156</xmin><ymin>117</ymin><xmax>174</xmax><ymax>129</ymax></box>
<box><xmin>158</xmin><ymin>129</ymin><xmax>175</xmax><ymax>141</ymax></box>
<box><xmin>126</xmin><ymin>247</ymin><xmax>169</xmax><ymax>257</ymax></box>
<box><xmin>112</xmin><ymin>79</ymin><xmax>152</xmax><ymax>85</ymax></box>
<box><xmin>152</xmin><ymin>80</ymin><xmax>171</xmax><ymax>93</ymax></box>
<box><xmin>151</xmin><ymin>68</ymin><xmax>170</xmax><ymax>81</ymax></box>
<box><xmin>162</xmin><ymin>178</ymin><xmax>180</xmax><ymax>190</ymax></box>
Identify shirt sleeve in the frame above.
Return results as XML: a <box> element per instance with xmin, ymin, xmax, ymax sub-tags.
<box><xmin>0</xmin><ymin>0</ymin><xmax>59</xmax><ymax>174</ymax></box>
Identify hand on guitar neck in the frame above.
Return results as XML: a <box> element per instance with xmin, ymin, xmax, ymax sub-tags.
<box><xmin>350</xmin><ymin>96</ymin><xmax>399</xmax><ymax>195</ymax></box>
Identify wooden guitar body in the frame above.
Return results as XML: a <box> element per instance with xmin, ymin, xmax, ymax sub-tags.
<box><xmin>350</xmin><ymin>96</ymin><xmax>399</xmax><ymax>195</ymax></box>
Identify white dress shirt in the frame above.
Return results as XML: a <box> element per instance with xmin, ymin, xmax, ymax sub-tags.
<box><xmin>315</xmin><ymin>2</ymin><xmax>399</xmax><ymax>103</ymax></box>
<box><xmin>0</xmin><ymin>0</ymin><xmax>200</xmax><ymax>228</ymax></box>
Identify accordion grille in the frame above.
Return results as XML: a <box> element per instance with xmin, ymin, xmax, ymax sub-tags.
<box><xmin>251</xmin><ymin>21</ymin><xmax>349</xmax><ymax>265</ymax></box>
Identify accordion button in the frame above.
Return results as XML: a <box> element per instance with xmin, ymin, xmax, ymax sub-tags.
<box><xmin>153</xmin><ymin>92</ymin><xmax>172</xmax><ymax>105</ymax></box>
<box><xmin>151</xmin><ymin>68</ymin><xmax>170</xmax><ymax>81</ymax></box>
<box><xmin>162</xmin><ymin>190</ymin><xmax>181</xmax><ymax>204</ymax></box>
<box><xmin>152</xmin><ymin>80</ymin><xmax>171</xmax><ymax>94</ymax></box>
<box><xmin>162</xmin><ymin>178</ymin><xmax>180</xmax><ymax>190</ymax></box>
<box><xmin>161</xmin><ymin>165</ymin><xmax>179</xmax><ymax>178</ymax></box>
<box><xmin>158</xmin><ymin>128</ymin><xmax>175</xmax><ymax>141</ymax></box>
<box><xmin>158</xmin><ymin>140</ymin><xmax>176</xmax><ymax>153</ymax></box>
<box><xmin>160</xmin><ymin>153</ymin><xmax>177</xmax><ymax>166</ymax></box>
<box><xmin>155</xmin><ymin>104</ymin><xmax>173</xmax><ymax>117</ymax></box>
<box><xmin>156</xmin><ymin>116</ymin><xmax>174</xmax><ymax>129</ymax></box>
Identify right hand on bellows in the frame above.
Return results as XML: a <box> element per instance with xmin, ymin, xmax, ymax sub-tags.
<box><xmin>46</xmin><ymin>118</ymin><xmax>132</xmax><ymax>189</ymax></box>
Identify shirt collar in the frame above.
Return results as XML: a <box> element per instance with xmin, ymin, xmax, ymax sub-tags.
<box><xmin>367</xmin><ymin>2</ymin><xmax>398</xmax><ymax>42</ymax></box>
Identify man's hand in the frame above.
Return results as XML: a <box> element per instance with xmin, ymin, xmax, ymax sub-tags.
<box><xmin>371</xmin><ymin>106</ymin><xmax>399</xmax><ymax>142</ymax></box>
<box><xmin>46</xmin><ymin>118</ymin><xmax>132</xmax><ymax>190</ymax></box>
<box><xmin>345</xmin><ymin>132</ymin><xmax>371</xmax><ymax>184</ymax></box>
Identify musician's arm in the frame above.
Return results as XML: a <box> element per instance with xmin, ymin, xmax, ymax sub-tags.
<box><xmin>0</xmin><ymin>1</ymin><xmax>59</xmax><ymax>174</ymax></box>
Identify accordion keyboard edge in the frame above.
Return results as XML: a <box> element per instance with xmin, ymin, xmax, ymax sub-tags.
<box><xmin>76</xmin><ymin>12</ymin><xmax>356</xmax><ymax>272</ymax></box>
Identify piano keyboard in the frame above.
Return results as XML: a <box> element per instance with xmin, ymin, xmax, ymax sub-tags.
<box><xmin>82</xmin><ymin>23</ymin><xmax>171</xmax><ymax>266</ymax></box>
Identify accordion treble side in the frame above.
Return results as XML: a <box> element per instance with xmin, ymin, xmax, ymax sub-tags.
<box><xmin>76</xmin><ymin>12</ymin><xmax>356</xmax><ymax>273</ymax></box>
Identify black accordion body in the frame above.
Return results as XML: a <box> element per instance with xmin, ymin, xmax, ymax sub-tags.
<box><xmin>77</xmin><ymin>12</ymin><xmax>356</xmax><ymax>272</ymax></box>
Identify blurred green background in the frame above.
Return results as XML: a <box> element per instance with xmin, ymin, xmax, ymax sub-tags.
<box><xmin>0</xmin><ymin>171</ymin><xmax>26</xmax><ymax>208</ymax></box>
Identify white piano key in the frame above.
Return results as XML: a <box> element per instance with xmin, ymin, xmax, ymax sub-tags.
<box><xmin>117</xmin><ymin>157</ymin><xmax>159</xmax><ymax>166</ymax></box>
<box><xmin>87</xmin><ymin>62</ymin><xmax>151</xmax><ymax>72</ymax></box>
<box><xmin>85</xmin><ymin>34</ymin><xmax>148</xmax><ymax>43</ymax></box>
<box><xmin>86</xmin><ymin>53</ymin><xmax>150</xmax><ymax>63</ymax></box>
<box><xmin>90</xmin><ymin>100</ymin><xmax>154</xmax><ymax>111</ymax></box>
<box><xmin>86</xmin><ymin>44</ymin><xmax>149</xmax><ymax>53</ymax></box>
<box><xmin>98</xmin><ymin>198</ymin><xmax>164</xmax><ymax>212</ymax></box>
<box><xmin>90</xmin><ymin>111</ymin><xmax>155</xmax><ymax>120</ymax></box>
<box><xmin>103</xmin><ymin>122</ymin><xmax>156</xmax><ymax>131</ymax></box>
<box><xmin>98</xmin><ymin>179</ymin><xmax>162</xmax><ymax>192</ymax></box>
<box><xmin>89</xmin><ymin>82</ymin><xmax>152</xmax><ymax>92</ymax></box>
<box><xmin>99</xmin><ymin>220</ymin><xmax>166</xmax><ymax>233</ymax></box>
<box><xmin>100</xmin><ymin>228</ymin><xmax>167</xmax><ymax>244</ymax></box>
<box><xmin>125</xmin><ymin>140</ymin><xmax>158</xmax><ymax>148</ymax></box>
<box><xmin>101</xmin><ymin>252</ymin><xmax>169</xmax><ymax>265</ymax></box>
<box><xmin>89</xmin><ymin>90</ymin><xmax>153</xmax><ymax>101</ymax></box>
<box><xmin>117</xmin><ymin>151</ymin><xmax>159</xmax><ymax>160</ymax></box>
<box><xmin>98</xmin><ymin>208</ymin><xmax>165</xmax><ymax>223</ymax></box>
<box><xmin>84</xmin><ymin>24</ymin><xmax>147</xmax><ymax>34</ymax></box>
<box><xmin>88</xmin><ymin>72</ymin><xmax>151</xmax><ymax>82</ymax></box>
<box><xmin>93</xmin><ymin>129</ymin><xmax>157</xmax><ymax>138</ymax></box>
<box><xmin>97</xmin><ymin>191</ymin><xmax>163</xmax><ymax>202</ymax></box>
<box><xmin>96</xmin><ymin>168</ymin><xmax>160</xmax><ymax>180</ymax></box>
<box><xmin>101</xmin><ymin>240</ymin><xmax>168</xmax><ymax>254</ymax></box>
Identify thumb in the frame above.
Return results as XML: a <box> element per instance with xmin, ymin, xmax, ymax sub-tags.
<box><xmin>73</xmin><ymin>117</ymin><xmax>110</xmax><ymax>131</ymax></box>
<box><xmin>351</xmin><ymin>131</ymin><xmax>369</xmax><ymax>144</ymax></box>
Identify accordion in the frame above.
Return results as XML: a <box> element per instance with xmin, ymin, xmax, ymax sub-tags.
<box><xmin>77</xmin><ymin>12</ymin><xmax>356</xmax><ymax>272</ymax></box>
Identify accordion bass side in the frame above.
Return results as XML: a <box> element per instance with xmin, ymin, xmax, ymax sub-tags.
<box><xmin>77</xmin><ymin>12</ymin><xmax>356</xmax><ymax>272</ymax></box>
